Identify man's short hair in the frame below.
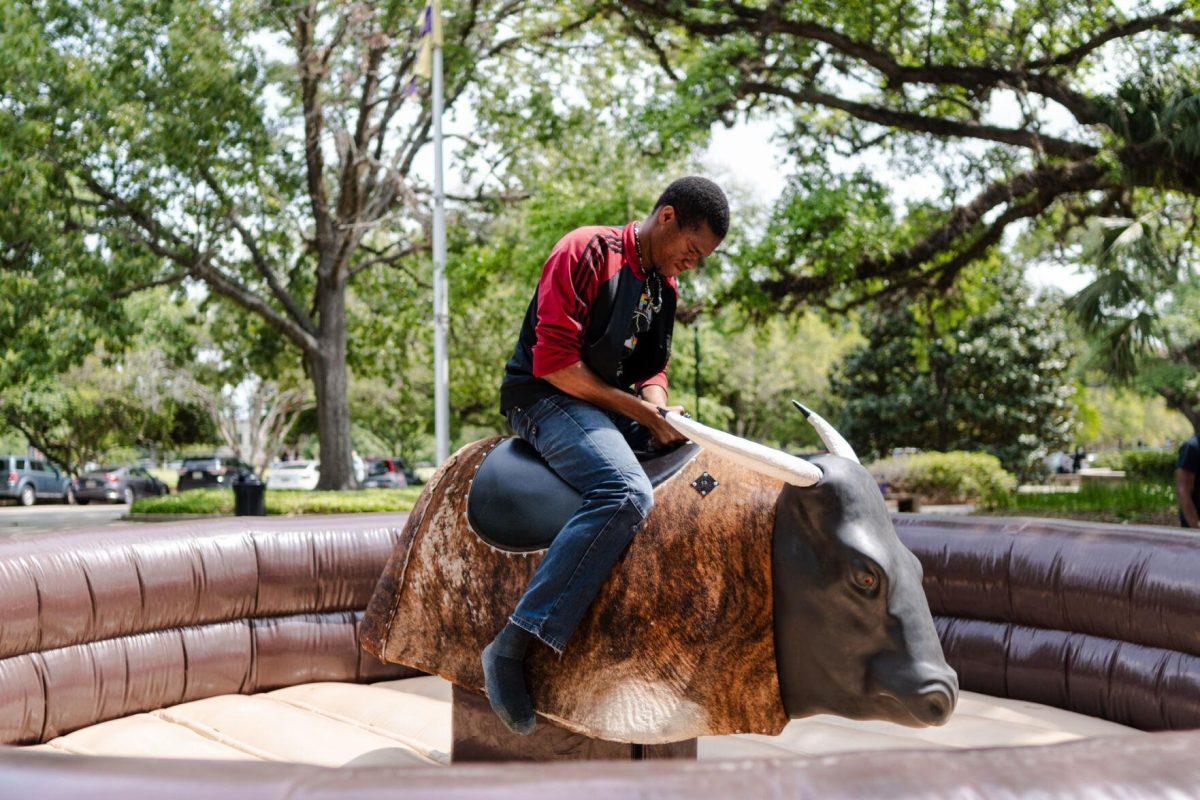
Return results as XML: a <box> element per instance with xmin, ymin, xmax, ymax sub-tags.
<box><xmin>653</xmin><ymin>177</ymin><xmax>729</xmax><ymax>239</ymax></box>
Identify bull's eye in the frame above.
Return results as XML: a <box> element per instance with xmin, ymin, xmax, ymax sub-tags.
<box><xmin>853</xmin><ymin>570</ymin><xmax>879</xmax><ymax>595</ymax></box>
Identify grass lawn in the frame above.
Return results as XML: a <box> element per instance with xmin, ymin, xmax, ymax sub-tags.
<box><xmin>131</xmin><ymin>486</ymin><xmax>422</xmax><ymax>516</ymax></box>
<box><xmin>981</xmin><ymin>481</ymin><xmax>1180</xmax><ymax>526</ymax></box>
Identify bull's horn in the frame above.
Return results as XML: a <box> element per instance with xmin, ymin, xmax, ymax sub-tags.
<box><xmin>658</xmin><ymin>408</ymin><xmax>822</xmax><ymax>487</ymax></box>
<box><xmin>791</xmin><ymin>400</ymin><xmax>860</xmax><ymax>463</ymax></box>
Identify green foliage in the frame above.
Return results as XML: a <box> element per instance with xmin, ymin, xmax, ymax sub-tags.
<box><xmin>832</xmin><ymin>271</ymin><xmax>1076</xmax><ymax>480</ymax></box>
<box><xmin>725</xmin><ymin>168</ymin><xmax>912</xmax><ymax>315</ymax></box>
<box><xmin>985</xmin><ymin>481</ymin><xmax>1176</xmax><ymax>524</ymax></box>
<box><xmin>1067</xmin><ymin>212</ymin><xmax>1178</xmax><ymax>376</ymax></box>
<box><xmin>1074</xmin><ymin>385</ymin><xmax>1191</xmax><ymax>448</ymax></box>
<box><xmin>132</xmin><ymin>487</ymin><xmax>421</xmax><ymax>515</ymax></box>
<box><xmin>869</xmin><ymin>451</ymin><xmax>1016</xmax><ymax>505</ymax></box>
<box><xmin>18</xmin><ymin>0</ymin><xmax>1198</xmax><ymax>478</ymax></box>
<box><xmin>0</xmin><ymin>289</ymin><xmax>214</xmax><ymax>473</ymax></box>
<box><xmin>1058</xmin><ymin>195</ymin><xmax>1200</xmax><ymax>436</ymax></box>
<box><xmin>0</xmin><ymin>1</ymin><xmax>130</xmax><ymax>388</ymax></box>
<box><xmin>669</xmin><ymin>312</ymin><xmax>862</xmax><ymax>450</ymax></box>
<box><xmin>0</xmin><ymin>348</ymin><xmax>212</xmax><ymax>475</ymax></box>
<box><xmin>613</xmin><ymin>0</ymin><xmax>1200</xmax><ymax>317</ymax></box>
<box><xmin>350</xmin><ymin>377</ymin><xmax>431</xmax><ymax>465</ymax></box>
<box><xmin>1094</xmin><ymin>62</ymin><xmax>1200</xmax><ymax>174</ymax></box>
<box><xmin>4</xmin><ymin>0</ymin><xmax>627</xmax><ymax>488</ymax></box>
<box><xmin>1091</xmin><ymin>449</ymin><xmax>1178</xmax><ymax>483</ymax></box>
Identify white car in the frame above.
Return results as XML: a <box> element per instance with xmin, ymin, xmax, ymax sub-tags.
<box><xmin>266</xmin><ymin>461</ymin><xmax>320</xmax><ymax>491</ymax></box>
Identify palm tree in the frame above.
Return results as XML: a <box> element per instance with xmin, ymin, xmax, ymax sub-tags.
<box><xmin>1064</xmin><ymin>62</ymin><xmax>1200</xmax><ymax>435</ymax></box>
<box><xmin>1067</xmin><ymin>208</ymin><xmax>1200</xmax><ymax>434</ymax></box>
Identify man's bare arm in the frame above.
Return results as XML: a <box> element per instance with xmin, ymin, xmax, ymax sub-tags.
<box><xmin>542</xmin><ymin>362</ymin><xmax>684</xmax><ymax>446</ymax></box>
<box><xmin>638</xmin><ymin>384</ymin><xmax>668</xmax><ymax>408</ymax></box>
<box><xmin>1177</xmin><ymin>468</ymin><xmax>1199</xmax><ymax>527</ymax></box>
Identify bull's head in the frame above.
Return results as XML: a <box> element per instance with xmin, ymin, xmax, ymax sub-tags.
<box><xmin>660</xmin><ymin>404</ymin><xmax>958</xmax><ymax>727</ymax></box>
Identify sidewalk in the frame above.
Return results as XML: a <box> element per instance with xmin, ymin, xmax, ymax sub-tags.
<box><xmin>887</xmin><ymin>502</ymin><xmax>976</xmax><ymax>515</ymax></box>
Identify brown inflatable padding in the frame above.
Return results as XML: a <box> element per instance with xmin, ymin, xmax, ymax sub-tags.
<box><xmin>4</xmin><ymin>728</ymin><xmax>1200</xmax><ymax>799</ymax></box>
<box><xmin>0</xmin><ymin>512</ymin><xmax>1195</xmax><ymax>794</ymax></box>
<box><xmin>0</xmin><ymin>611</ymin><xmax>415</xmax><ymax>745</ymax></box>
<box><xmin>0</xmin><ymin>515</ymin><xmax>407</xmax><ymax>661</ymax></box>
<box><xmin>898</xmin><ymin>515</ymin><xmax>1200</xmax><ymax>655</ymax></box>
<box><xmin>935</xmin><ymin>617</ymin><xmax>1200</xmax><ymax>730</ymax></box>
<box><xmin>0</xmin><ymin>516</ymin><xmax>419</xmax><ymax>745</ymax></box>
<box><xmin>897</xmin><ymin>515</ymin><xmax>1200</xmax><ymax>730</ymax></box>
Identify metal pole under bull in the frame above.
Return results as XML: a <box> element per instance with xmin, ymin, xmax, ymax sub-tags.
<box><xmin>432</xmin><ymin>13</ymin><xmax>449</xmax><ymax>465</ymax></box>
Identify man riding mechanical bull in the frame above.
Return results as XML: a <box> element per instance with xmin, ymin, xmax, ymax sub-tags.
<box><xmin>483</xmin><ymin>177</ymin><xmax>726</xmax><ymax>734</ymax></box>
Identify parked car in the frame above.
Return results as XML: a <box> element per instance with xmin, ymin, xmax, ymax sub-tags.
<box><xmin>74</xmin><ymin>466</ymin><xmax>168</xmax><ymax>505</ymax></box>
<box><xmin>177</xmin><ymin>456</ymin><xmax>254</xmax><ymax>492</ymax></box>
<box><xmin>266</xmin><ymin>461</ymin><xmax>320</xmax><ymax>491</ymax></box>
<box><xmin>1</xmin><ymin>456</ymin><xmax>74</xmax><ymax>506</ymax></box>
<box><xmin>361</xmin><ymin>457</ymin><xmax>410</xmax><ymax>489</ymax></box>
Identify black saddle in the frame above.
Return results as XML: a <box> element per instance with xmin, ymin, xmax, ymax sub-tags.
<box><xmin>466</xmin><ymin>437</ymin><xmax>700</xmax><ymax>552</ymax></box>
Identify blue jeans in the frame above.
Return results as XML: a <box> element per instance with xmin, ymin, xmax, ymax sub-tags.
<box><xmin>504</xmin><ymin>393</ymin><xmax>655</xmax><ymax>654</ymax></box>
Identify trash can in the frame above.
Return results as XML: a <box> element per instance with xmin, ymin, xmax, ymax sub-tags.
<box><xmin>233</xmin><ymin>473</ymin><xmax>266</xmax><ymax>516</ymax></box>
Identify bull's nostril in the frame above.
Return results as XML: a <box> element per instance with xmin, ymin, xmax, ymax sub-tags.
<box><xmin>921</xmin><ymin>690</ymin><xmax>951</xmax><ymax>724</ymax></box>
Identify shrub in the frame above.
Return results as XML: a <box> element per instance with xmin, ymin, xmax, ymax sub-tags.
<box><xmin>131</xmin><ymin>487</ymin><xmax>421</xmax><ymax>515</ymax></box>
<box><xmin>832</xmin><ymin>275</ymin><xmax>1075</xmax><ymax>483</ymax></box>
<box><xmin>868</xmin><ymin>451</ymin><xmax>1017</xmax><ymax>505</ymax></box>
<box><xmin>1092</xmin><ymin>449</ymin><xmax>1177</xmax><ymax>483</ymax></box>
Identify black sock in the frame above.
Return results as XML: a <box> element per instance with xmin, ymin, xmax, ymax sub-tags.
<box><xmin>481</xmin><ymin>623</ymin><xmax>536</xmax><ymax>735</ymax></box>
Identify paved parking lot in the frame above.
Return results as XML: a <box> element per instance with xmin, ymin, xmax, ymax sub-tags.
<box><xmin>0</xmin><ymin>503</ymin><xmax>128</xmax><ymax>539</ymax></box>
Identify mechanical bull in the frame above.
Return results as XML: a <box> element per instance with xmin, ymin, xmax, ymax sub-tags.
<box><xmin>360</xmin><ymin>403</ymin><xmax>958</xmax><ymax>743</ymax></box>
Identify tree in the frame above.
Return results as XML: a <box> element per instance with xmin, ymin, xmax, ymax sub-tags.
<box><xmin>162</xmin><ymin>290</ymin><xmax>321</xmax><ymax>476</ymax></box>
<box><xmin>0</xmin><ymin>349</ymin><xmax>211</xmax><ymax>475</ymax></box>
<box><xmin>0</xmin><ymin>287</ymin><xmax>210</xmax><ymax>473</ymax></box>
<box><xmin>832</xmin><ymin>272</ymin><xmax>1076</xmax><ymax>479</ymax></box>
<box><xmin>6</xmin><ymin>0</ymin><xmax>594</xmax><ymax>488</ymax></box>
<box><xmin>351</xmin><ymin>377</ymin><xmax>430</xmax><ymax>464</ymax></box>
<box><xmin>668</xmin><ymin>312</ymin><xmax>862</xmax><ymax>450</ymax></box>
<box><xmin>1064</xmin><ymin>208</ymin><xmax>1200</xmax><ymax>434</ymax></box>
<box><xmin>614</xmin><ymin>2</ymin><xmax>1200</xmax><ymax>312</ymax></box>
<box><xmin>1074</xmin><ymin>385</ymin><xmax>1191</xmax><ymax>449</ymax></box>
<box><xmin>0</xmin><ymin>20</ymin><xmax>129</xmax><ymax>392</ymax></box>
<box><xmin>178</xmin><ymin>373</ymin><xmax>312</xmax><ymax>477</ymax></box>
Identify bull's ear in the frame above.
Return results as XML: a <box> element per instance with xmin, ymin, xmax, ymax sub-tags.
<box><xmin>792</xmin><ymin>400</ymin><xmax>860</xmax><ymax>463</ymax></box>
<box><xmin>658</xmin><ymin>408</ymin><xmax>822</xmax><ymax>487</ymax></box>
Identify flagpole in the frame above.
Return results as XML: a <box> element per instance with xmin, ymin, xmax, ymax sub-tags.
<box><xmin>431</xmin><ymin>10</ymin><xmax>449</xmax><ymax>465</ymax></box>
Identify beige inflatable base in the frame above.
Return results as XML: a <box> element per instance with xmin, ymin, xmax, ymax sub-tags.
<box><xmin>26</xmin><ymin>678</ymin><xmax>1135</xmax><ymax>765</ymax></box>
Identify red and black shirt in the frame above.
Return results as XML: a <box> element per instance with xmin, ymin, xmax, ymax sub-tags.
<box><xmin>499</xmin><ymin>221</ymin><xmax>677</xmax><ymax>414</ymax></box>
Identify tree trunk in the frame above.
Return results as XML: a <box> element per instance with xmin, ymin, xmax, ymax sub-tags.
<box><xmin>1181</xmin><ymin>401</ymin><xmax>1200</xmax><ymax>437</ymax></box>
<box><xmin>311</xmin><ymin>282</ymin><xmax>356</xmax><ymax>490</ymax></box>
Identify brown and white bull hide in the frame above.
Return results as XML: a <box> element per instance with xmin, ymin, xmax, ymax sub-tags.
<box><xmin>360</xmin><ymin>436</ymin><xmax>791</xmax><ymax>743</ymax></box>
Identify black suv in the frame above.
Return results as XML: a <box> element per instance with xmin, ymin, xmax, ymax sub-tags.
<box><xmin>177</xmin><ymin>456</ymin><xmax>254</xmax><ymax>492</ymax></box>
<box><xmin>1</xmin><ymin>456</ymin><xmax>74</xmax><ymax>506</ymax></box>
